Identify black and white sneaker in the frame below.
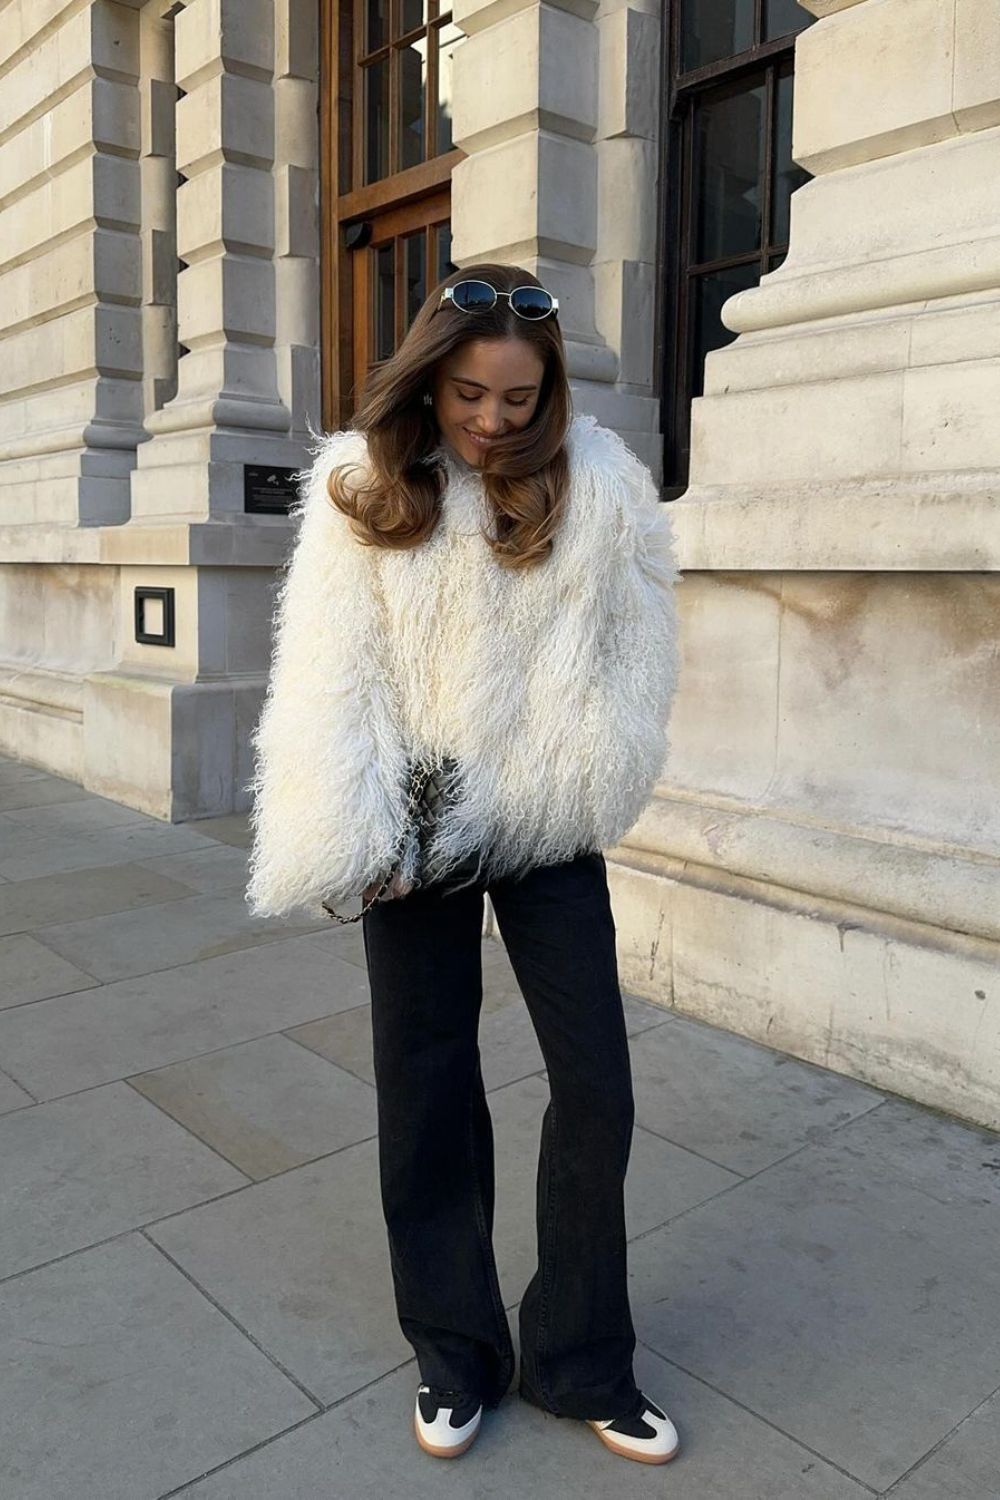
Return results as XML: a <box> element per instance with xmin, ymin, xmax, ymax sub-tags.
<box><xmin>413</xmin><ymin>1383</ymin><xmax>483</xmax><ymax>1458</ymax></box>
<box><xmin>586</xmin><ymin>1390</ymin><xmax>680</xmax><ymax>1464</ymax></box>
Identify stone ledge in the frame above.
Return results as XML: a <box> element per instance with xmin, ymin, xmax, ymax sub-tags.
<box><xmin>0</xmin><ymin>519</ymin><xmax>295</xmax><ymax>567</ymax></box>
<box><xmin>607</xmin><ymin>853</ymin><xmax>1000</xmax><ymax>1131</ymax></box>
<box><xmin>620</xmin><ymin>785</ymin><xmax>1000</xmax><ymax>946</ymax></box>
<box><xmin>669</xmin><ymin>482</ymin><xmax>1000</xmax><ymax>571</ymax></box>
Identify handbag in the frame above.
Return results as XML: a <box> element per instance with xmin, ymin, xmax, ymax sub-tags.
<box><xmin>321</xmin><ymin>755</ymin><xmax>482</xmax><ymax>924</ymax></box>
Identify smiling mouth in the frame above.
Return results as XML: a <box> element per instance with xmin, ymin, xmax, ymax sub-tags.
<box><xmin>463</xmin><ymin>429</ymin><xmax>504</xmax><ymax>446</ymax></box>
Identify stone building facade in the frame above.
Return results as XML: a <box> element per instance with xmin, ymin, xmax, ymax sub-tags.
<box><xmin>1</xmin><ymin>0</ymin><xmax>998</xmax><ymax>1125</ymax></box>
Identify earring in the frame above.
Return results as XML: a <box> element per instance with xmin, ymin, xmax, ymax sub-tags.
<box><xmin>422</xmin><ymin>393</ymin><xmax>433</xmax><ymax>406</ymax></box>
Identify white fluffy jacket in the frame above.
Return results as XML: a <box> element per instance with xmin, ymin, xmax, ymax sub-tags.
<box><xmin>245</xmin><ymin>411</ymin><xmax>681</xmax><ymax>919</ymax></box>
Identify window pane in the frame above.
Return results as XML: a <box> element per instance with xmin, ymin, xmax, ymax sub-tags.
<box><xmin>435</xmin><ymin>22</ymin><xmax>464</xmax><ymax>154</ymax></box>
<box><xmin>691</xmin><ymin>262</ymin><xmax>761</xmax><ymax>398</ymax></box>
<box><xmin>682</xmin><ymin>0</ymin><xmax>754</xmax><ymax>71</ymax></box>
<box><xmin>771</xmin><ymin>68</ymin><xmax>810</xmax><ymax>247</ymax></box>
<box><xmin>764</xmin><ymin>0</ymin><xmax>812</xmax><ymax>43</ymax></box>
<box><xmin>366</xmin><ymin>0</ymin><xmax>388</xmax><ymax>53</ymax></box>
<box><xmin>374</xmin><ymin>243</ymin><xmax>395</xmax><ymax>359</ymax></box>
<box><xmin>401</xmin><ymin>0</ymin><xmax>428</xmax><ymax>32</ymax></box>
<box><xmin>364</xmin><ymin>58</ymin><xmax>390</xmax><ymax>183</ymax></box>
<box><xmin>694</xmin><ymin>82</ymin><xmax>765</xmax><ymax>263</ymax></box>
<box><xmin>436</xmin><ymin>222</ymin><xmax>454</xmax><ymax>285</ymax></box>
<box><xmin>404</xmin><ymin>232</ymin><xmax>426</xmax><ymax>333</ymax></box>
<box><xmin>400</xmin><ymin>37</ymin><xmax>427</xmax><ymax>170</ymax></box>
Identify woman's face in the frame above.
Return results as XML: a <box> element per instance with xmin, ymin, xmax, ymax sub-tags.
<box><xmin>429</xmin><ymin>336</ymin><xmax>546</xmax><ymax>466</ymax></box>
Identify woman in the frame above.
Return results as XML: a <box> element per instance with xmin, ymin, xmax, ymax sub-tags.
<box><xmin>245</xmin><ymin>264</ymin><xmax>682</xmax><ymax>1465</ymax></box>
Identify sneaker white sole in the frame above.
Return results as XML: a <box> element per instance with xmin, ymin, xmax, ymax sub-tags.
<box><xmin>414</xmin><ymin>1401</ymin><xmax>482</xmax><ymax>1458</ymax></box>
<box><xmin>586</xmin><ymin>1417</ymin><xmax>680</xmax><ymax>1465</ymax></box>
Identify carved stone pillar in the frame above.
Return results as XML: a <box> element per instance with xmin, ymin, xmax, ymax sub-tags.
<box><xmin>610</xmin><ymin>0</ymin><xmax>1000</xmax><ymax>1128</ymax></box>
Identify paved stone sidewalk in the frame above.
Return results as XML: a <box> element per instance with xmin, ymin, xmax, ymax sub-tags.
<box><xmin>0</xmin><ymin>752</ymin><xmax>997</xmax><ymax>1498</ymax></box>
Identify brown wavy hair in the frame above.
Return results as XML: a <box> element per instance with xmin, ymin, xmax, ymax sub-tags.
<box><xmin>327</xmin><ymin>262</ymin><xmax>573</xmax><ymax>571</ymax></box>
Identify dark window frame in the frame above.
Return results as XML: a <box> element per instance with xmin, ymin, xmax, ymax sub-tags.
<box><xmin>656</xmin><ymin>0</ymin><xmax>811</xmax><ymax>498</ymax></box>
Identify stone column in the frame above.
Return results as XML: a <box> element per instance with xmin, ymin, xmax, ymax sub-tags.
<box><xmin>0</xmin><ymin>0</ymin><xmax>146</xmax><ymax>526</ymax></box>
<box><xmin>450</xmin><ymin>0</ymin><xmax>660</xmax><ymax>450</ymax></box>
<box><xmin>84</xmin><ymin>0</ymin><xmax>322</xmax><ymax>820</ymax></box>
<box><xmin>130</xmin><ymin>0</ymin><xmax>300</xmax><ymax>520</ymax></box>
<box><xmin>610</xmin><ymin>0</ymin><xmax>1000</xmax><ymax>1128</ymax></box>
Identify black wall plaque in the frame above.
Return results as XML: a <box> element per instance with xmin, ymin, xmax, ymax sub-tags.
<box><xmin>244</xmin><ymin>464</ymin><xmax>300</xmax><ymax>515</ymax></box>
<box><xmin>134</xmin><ymin>586</ymin><xmax>176</xmax><ymax>647</ymax></box>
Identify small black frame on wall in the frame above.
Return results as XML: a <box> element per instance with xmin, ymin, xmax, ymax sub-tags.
<box><xmin>134</xmin><ymin>586</ymin><xmax>176</xmax><ymax>647</ymax></box>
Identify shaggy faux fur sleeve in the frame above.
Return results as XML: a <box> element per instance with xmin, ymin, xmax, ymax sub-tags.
<box><xmin>582</xmin><ymin>433</ymin><xmax>683</xmax><ymax>847</ymax></box>
<box><xmin>244</xmin><ymin>430</ymin><xmax>410</xmax><ymax>920</ymax></box>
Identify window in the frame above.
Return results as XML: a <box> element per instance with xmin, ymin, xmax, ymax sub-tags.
<box><xmin>356</xmin><ymin>0</ymin><xmax>464</xmax><ymax>187</ymax></box>
<box><xmin>659</xmin><ymin>0</ymin><xmax>813</xmax><ymax>495</ymax></box>
<box><xmin>321</xmin><ymin>0</ymin><xmax>464</xmax><ymax>427</ymax></box>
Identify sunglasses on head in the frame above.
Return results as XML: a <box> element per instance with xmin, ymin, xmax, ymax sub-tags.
<box><xmin>439</xmin><ymin>279</ymin><xmax>559</xmax><ymax>321</ymax></box>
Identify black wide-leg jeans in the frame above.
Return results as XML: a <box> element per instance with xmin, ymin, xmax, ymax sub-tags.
<box><xmin>361</xmin><ymin>849</ymin><xmax>642</xmax><ymax>1420</ymax></box>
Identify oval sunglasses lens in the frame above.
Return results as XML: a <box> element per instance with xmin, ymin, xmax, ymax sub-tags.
<box><xmin>509</xmin><ymin>287</ymin><xmax>553</xmax><ymax>319</ymax></box>
<box><xmin>452</xmin><ymin>279</ymin><xmax>497</xmax><ymax>310</ymax></box>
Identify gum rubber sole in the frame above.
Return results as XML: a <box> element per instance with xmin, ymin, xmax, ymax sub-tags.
<box><xmin>586</xmin><ymin>1419</ymin><xmax>680</xmax><ymax>1465</ymax></box>
<box><xmin>414</xmin><ymin>1413</ymin><xmax>481</xmax><ymax>1458</ymax></box>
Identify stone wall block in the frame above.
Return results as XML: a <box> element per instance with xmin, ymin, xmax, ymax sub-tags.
<box><xmin>275</xmin><ymin>256</ymin><xmax>319</xmax><ymax>348</ymax></box>
<box><xmin>143</xmin><ymin>226</ymin><xmax>178</xmax><ymax>307</ymax></box>
<box><xmin>453</xmin><ymin>5</ymin><xmax>597</xmax><ymax>150</ymax></box>
<box><xmin>954</xmin><ymin>0</ymin><xmax>1000</xmax><ymax>131</ymax></box>
<box><xmin>598</xmin><ymin>5</ymin><xmax>659</xmax><ymax>141</ymax></box>
<box><xmin>0</xmin><ymin>1</ymin><xmax>87</xmax><ymax>70</ymax></box>
<box><xmin>177</xmin><ymin>256</ymin><xmax>276</xmax><ymax>347</ymax></box>
<box><xmin>451</xmin><ymin>132</ymin><xmax>597</xmax><ymax>263</ymax></box>
<box><xmin>276</xmin><ymin>340</ymin><xmax>320</xmax><ymax>430</ymax></box>
<box><xmin>274</xmin><ymin>76</ymin><xmax>319</xmax><ymax>167</ymax></box>
<box><xmin>689</xmin><ymin>371</ymin><xmax>905</xmax><ymax>488</ymax></box>
<box><xmin>794</xmin><ymin>0</ymin><xmax>957</xmax><ymax>174</ymax></box>
<box><xmin>175</xmin><ymin>0</ymin><xmax>274</xmax><ymax>90</ymax></box>
<box><xmin>0</xmin><ymin>78</ymin><xmax>136</xmax><ymax>206</ymax></box>
<box><xmin>0</xmin><ymin>231</ymin><xmax>133</xmax><ymax>334</ymax></box>
<box><xmin>176</xmin><ymin>73</ymin><xmax>275</xmax><ymax>175</ymax></box>
<box><xmin>0</xmin><ymin>305</ymin><xmax>140</xmax><ymax>403</ymax></box>
<box><xmin>596</xmin><ymin>136</ymin><xmax>657</xmax><ymax>262</ymax></box>
<box><xmin>0</xmin><ymin>6</ymin><xmax>92</xmax><ymax>141</ymax></box>
<box><xmin>595</xmin><ymin>257</ymin><xmax>655</xmax><ymax>387</ymax></box>
<box><xmin>277</xmin><ymin>0</ymin><xmax>319</xmax><ymax>80</ymax></box>
<box><xmin>275</xmin><ymin>164</ymin><xmax>316</xmax><ymax>258</ymax></box>
<box><xmin>177</xmin><ymin>163</ymin><xmax>276</xmax><ymax>262</ymax></box>
<box><xmin>901</xmin><ymin>359</ymin><xmax>1000</xmax><ymax>474</ymax></box>
<box><xmin>144</xmin><ymin>75</ymin><xmax>179</xmax><ymax>157</ymax></box>
<box><xmin>91</xmin><ymin>0</ymin><xmax>141</xmax><ymax>81</ymax></box>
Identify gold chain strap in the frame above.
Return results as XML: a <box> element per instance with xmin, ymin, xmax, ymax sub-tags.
<box><xmin>321</xmin><ymin>761</ymin><xmax>436</xmax><ymax>924</ymax></box>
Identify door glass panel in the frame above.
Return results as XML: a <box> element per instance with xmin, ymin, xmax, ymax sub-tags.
<box><xmin>436</xmin><ymin>21</ymin><xmax>463</xmax><ymax>154</ymax></box>
<box><xmin>691</xmin><ymin>261</ymin><xmax>760</xmax><ymax>397</ymax></box>
<box><xmin>764</xmin><ymin>0</ymin><xmax>812</xmax><ymax>43</ymax></box>
<box><xmin>400</xmin><ymin>37</ymin><xmax>427</xmax><ymax>169</ymax></box>
<box><xmin>404</xmin><ymin>232</ymin><xmax>426</xmax><ymax>334</ymax></box>
<box><xmin>374</xmin><ymin>243</ymin><xmax>395</xmax><ymax>359</ymax></box>
<box><xmin>366</xmin><ymin>0</ymin><xmax>388</xmax><ymax>51</ymax></box>
<box><xmin>436</xmin><ymin>222</ymin><xmax>454</xmax><ymax>284</ymax></box>
<box><xmin>694</xmin><ymin>81</ymin><xmax>765</xmax><ymax>263</ymax></box>
<box><xmin>364</xmin><ymin>58</ymin><xmax>390</xmax><ymax>183</ymax></box>
<box><xmin>771</xmin><ymin>67</ymin><xmax>809</xmax><ymax>246</ymax></box>
<box><xmin>682</xmin><ymin>0</ymin><xmax>754</xmax><ymax>72</ymax></box>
